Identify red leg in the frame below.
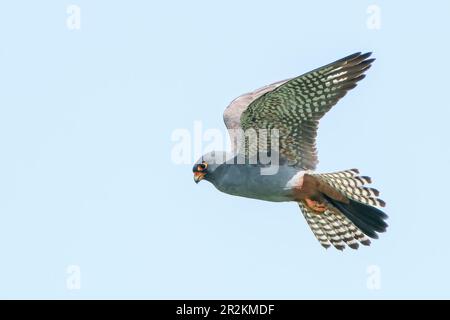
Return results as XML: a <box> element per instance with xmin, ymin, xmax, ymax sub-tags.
<box><xmin>305</xmin><ymin>198</ymin><xmax>327</xmax><ymax>213</ymax></box>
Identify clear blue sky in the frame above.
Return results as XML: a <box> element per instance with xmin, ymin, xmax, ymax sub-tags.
<box><xmin>0</xmin><ymin>1</ymin><xmax>449</xmax><ymax>299</ymax></box>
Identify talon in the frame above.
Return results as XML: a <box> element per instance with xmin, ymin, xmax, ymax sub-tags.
<box><xmin>305</xmin><ymin>198</ymin><xmax>327</xmax><ymax>213</ymax></box>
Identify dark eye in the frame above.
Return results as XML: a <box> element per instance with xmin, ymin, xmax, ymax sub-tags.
<box><xmin>197</xmin><ymin>162</ymin><xmax>208</xmax><ymax>172</ymax></box>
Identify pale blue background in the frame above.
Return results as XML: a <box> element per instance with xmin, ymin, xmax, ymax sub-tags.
<box><xmin>0</xmin><ymin>1</ymin><xmax>448</xmax><ymax>299</ymax></box>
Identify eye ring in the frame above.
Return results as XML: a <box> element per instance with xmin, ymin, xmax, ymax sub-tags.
<box><xmin>197</xmin><ymin>162</ymin><xmax>208</xmax><ymax>172</ymax></box>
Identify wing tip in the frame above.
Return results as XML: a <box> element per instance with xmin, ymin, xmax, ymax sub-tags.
<box><xmin>344</xmin><ymin>52</ymin><xmax>376</xmax><ymax>67</ymax></box>
<box><xmin>360</xmin><ymin>51</ymin><xmax>373</xmax><ymax>59</ymax></box>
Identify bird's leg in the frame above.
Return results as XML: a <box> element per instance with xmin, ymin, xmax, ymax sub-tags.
<box><xmin>304</xmin><ymin>198</ymin><xmax>327</xmax><ymax>213</ymax></box>
<box><xmin>292</xmin><ymin>174</ymin><xmax>328</xmax><ymax>213</ymax></box>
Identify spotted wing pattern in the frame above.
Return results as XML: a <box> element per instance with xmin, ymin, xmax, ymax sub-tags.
<box><xmin>223</xmin><ymin>79</ymin><xmax>290</xmax><ymax>153</ymax></box>
<box><xmin>239</xmin><ymin>52</ymin><xmax>375</xmax><ymax>169</ymax></box>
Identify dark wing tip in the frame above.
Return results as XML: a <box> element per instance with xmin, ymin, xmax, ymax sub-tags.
<box><xmin>344</xmin><ymin>52</ymin><xmax>362</xmax><ymax>60</ymax></box>
<box><xmin>342</xmin><ymin>51</ymin><xmax>373</xmax><ymax>64</ymax></box>
<box><xmin>360</xmin><ymin>52</ymin><xmax>373</xmax><ymax>60</ymax></box>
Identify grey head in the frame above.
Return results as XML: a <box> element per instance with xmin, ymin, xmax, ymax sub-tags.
<box><xmin>192</xmin><ymin>150</ymin><xmax>233</xmax><ymax>184</ymax></box>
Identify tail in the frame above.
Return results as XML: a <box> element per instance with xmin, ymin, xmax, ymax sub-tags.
<box><xmin>299</xmin><ymin>169</ymin><xmax>388</xmax><ymax>250</ymax></box>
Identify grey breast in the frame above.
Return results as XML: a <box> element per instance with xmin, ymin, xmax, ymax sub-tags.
<box><xmin>210</xmin><ymin>161</ymin><xmax>299</xmax><ymax>202</ymax></box>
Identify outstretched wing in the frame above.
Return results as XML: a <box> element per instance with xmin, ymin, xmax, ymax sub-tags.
<box><xmin>239</xmin><ymin>52</ymin><xmax>375</xmax><ymax>169</ymax></box>
<box><xmin>223</xmin><ymin>79</ymin><xmax>290</xmax><ymax>153</ymax></box>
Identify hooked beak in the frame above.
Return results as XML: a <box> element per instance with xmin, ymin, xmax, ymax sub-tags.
<box><xmin>193</xmin><ymin>172</ymin><xmax>206</xmax><ymax>184</ymax></box>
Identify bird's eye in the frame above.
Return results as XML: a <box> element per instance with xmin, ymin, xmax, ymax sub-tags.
<box><xmin>197</xmin><ymin>162</ymin><xmax>208</xmax><ymax>172</ymax></box>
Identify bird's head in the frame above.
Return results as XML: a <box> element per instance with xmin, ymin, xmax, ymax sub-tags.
<box><xmin>192</xmin><ymin>161</ymin><xmax>208</xmax><ymax>183</ymax></box>
<box><xmin>192</xmin><ymin>151</ymin><xmax>230</xmax><ymax>184</ymax></box>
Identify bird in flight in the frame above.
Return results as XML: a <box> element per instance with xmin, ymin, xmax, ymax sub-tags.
<box><xmin>193</xmin><ymin>52</ymin><xmax>388</xmax><ymax>250</ymax></box>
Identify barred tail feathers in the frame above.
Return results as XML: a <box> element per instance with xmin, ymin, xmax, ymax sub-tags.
<box><xmin>299</xmin><ymin>169</ymin><xmax>388</xmax><ymax>250</ymax></box>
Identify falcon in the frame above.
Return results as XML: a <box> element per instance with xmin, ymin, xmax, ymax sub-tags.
<box><xmin>193</xmin><ymin>52</ymin><xmax>388</xmax><ymax>250</ymax></box>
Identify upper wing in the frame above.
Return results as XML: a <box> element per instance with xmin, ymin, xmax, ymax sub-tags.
<box><xmin>239</xmin><ymin>52</ymin><xmax>375</xmax><ymax>169</ymax></box>
<box><xmin>223</xmin><ymin>79</ymin><xmax>290</xmax><ymax>152</ymax></box>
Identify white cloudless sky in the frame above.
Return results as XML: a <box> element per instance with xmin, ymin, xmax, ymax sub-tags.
<box><xmin>0</xmin><ymin>1</ymin><xmax>449</xmax><ymax>298</ymax></box>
